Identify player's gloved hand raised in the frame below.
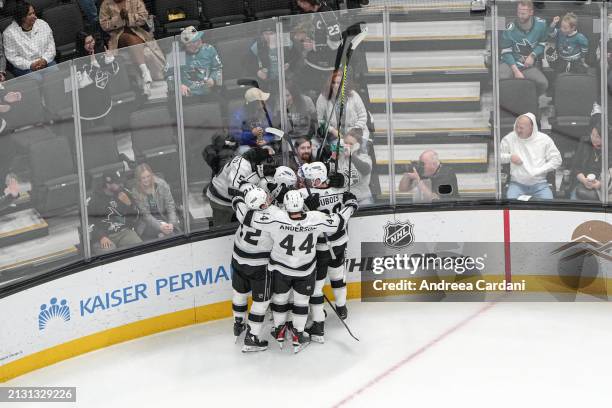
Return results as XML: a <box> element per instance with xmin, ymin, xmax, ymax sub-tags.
<box><xmin>328</xmin><ymin>172</ymin><xmax>345</xmax><ymax>188</ymax></box>
<box><xmin>304</xmin><ymin>193</ymin><xmax>320</xmax><ymax>211</ymax></box>
<box><xmin>263</xmin><ymin>164</ymin><xmax>276</xmax><ymax>177</ymax></box>
<box><xmin>343</xmin><ymin>191</ymin><xmax>357</xmax><ymax>204</ymax></box>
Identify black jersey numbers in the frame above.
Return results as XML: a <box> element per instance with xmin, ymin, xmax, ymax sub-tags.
<box><xmin>279</xmin><ymin>233</ymin><xmax>315</xmax><ymax>256</ymax></box>
<box><xmin>241</xmin><ymin>227</ymin><xmax>262</xmax><ymax>246</ymax></box>
<box><xmin>320</xmin><ymin>202</ymin><xmax>342</xmax><ymax>216</ymax></box>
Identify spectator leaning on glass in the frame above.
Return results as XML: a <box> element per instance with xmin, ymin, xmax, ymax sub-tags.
<box><xmin>88</xmin><ymin>170</ymin><xmax>143</xmax><ymax>254</ymax></box>
<box><xmin>500</xmin><ymin>113</ymin><xmax>562</xmax><ymax>200</ymax></box>
<box><xmin>132</xmin><ymin>163</ymin><xmax>179</xmax><ymax>240</ymax></box>
<box><xmin>166</xmin><ymin>26</ymin><xmax>222</xmax><ymax>99</ymax></box>
<box><xmin>99</xmin><ymin>0</ymin><xmax>165</xmax><ymax>95</ymax></box>
<box><xmin>499</xmin><ymin>0</ymin><xmax>548</xmax><ymax>95</ymax></box>
<box><xmin>569</xmin><ymin>109</ymin><xmax>603</xmax><ymax>201</ymax></box>
<box><xmin>2</xmin><ymin>0</ymin><xmax>56</xmax><ymax>77</ymax></box>
<box><xmin>399</xmin><ymin>149</ymin><xmax>459</xmax><ymax>203</ymax></box>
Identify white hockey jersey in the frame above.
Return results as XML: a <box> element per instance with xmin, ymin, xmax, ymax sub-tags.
<box><xmin>232</xmin><ymin>221</ymin><xmax>274</xmax><ymax>271</ymax></box>
<box><xmin>206</xmin><ymin>156</ymin><xmax>261</xmax><ymax>207</ymax></box>
<box><xmin>233</xmin><ymin>198</ymin><xmax>356</xmax><ymax>277</ymax></box>
<box><xmin>298</xmin><ymin>186</ymin><xmax>348</xmax><ymax>250</ymax></box>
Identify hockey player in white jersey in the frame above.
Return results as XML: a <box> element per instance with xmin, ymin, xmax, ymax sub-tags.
<box><xmin>259</xmin><ymin>165</ymin><xmax>298</xmax><ymax>207</ymax></box>
<box><xmin>206</xmin><ymin>147</ymin><xmax>275</xmax><ymax>226</ymax></box>
<box><xmin>299</xmin><ymin>162</ymin><xmax>350</xmax><ymax>343</ymax></box>
<box><xmin>231</xmin><ymin>187</ymin><xmax>274</xmax><ymax>352</ymax></box>
<box><xmin>232</xmin><ymin>189</ymin><xmax>358</xmax><ymax>353</ymax></box>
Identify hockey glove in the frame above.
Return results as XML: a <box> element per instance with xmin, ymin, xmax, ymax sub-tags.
<box><xmin>304</xmin><ymin>193</ymin><xmax>320</xmax><ymax>211</ymax></box>
<box><xmin>263</xmin><ymin>164</ymin><xmax>276</xmax><ymax>177</ymax></box>
<box><xmin>267</xmin><ymin>182</ymin><xmax>290</xmax><ymax>203</ymax></box>
<box><xmin>328</xmin><ymin>172</ymin><xmax>345</xmax><ymax>188</ymax></box>
<box><xmin>342</xmin><ymin>191</ymin><xmax>358</xmax><ymax>210</ymax></box>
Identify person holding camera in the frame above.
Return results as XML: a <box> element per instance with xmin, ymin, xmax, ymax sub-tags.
<box><xmin>398</xmin><ymin>150</ymin><xmax>459</xmax><ymax>202</ymax></box>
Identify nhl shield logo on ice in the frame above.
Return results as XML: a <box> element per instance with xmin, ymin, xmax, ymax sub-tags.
<box><xmin>383</xmin><ymin>220</ymin><xmax>414</xmax><ymax>249</ymax></box>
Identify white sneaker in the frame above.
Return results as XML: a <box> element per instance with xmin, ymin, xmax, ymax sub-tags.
<box><xmin>141</xmin><ymin>67</ymin><xmax>152</xmax><ymax>84</ymax></box>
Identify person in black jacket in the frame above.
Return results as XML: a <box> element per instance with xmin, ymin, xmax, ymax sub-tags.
<box><xmin>569</xmin><ymin>112</ymin><xmax>603</xmax><ymax>201</ymax></box>
<box><xmin>88</xmin><ymin>170</ymin><xmax>142</xmax><ymax>254</ymax></box>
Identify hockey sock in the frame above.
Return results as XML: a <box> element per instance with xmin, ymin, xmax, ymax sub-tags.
<box><xmin>248</xmin><ymin>300</ymin><xmax>270</xmax><ymax>337</ymax></box>
<box><xmin>232</xmin><ymin>289</ymin><xmax>249</xmax><ymax>320</ymax></box>
<box><xmin>271</xmin><ymin>291</ymin><xmax>290</xmax><ymax>328</ymax></box>
<box><xmin>292</xmin><ymin>292</ymin><xmax>310</xmax><ymax>332</ymax></box>
<box><xmin>329</xmin><ymin>265</ymin><xmax>347</xmax><ymax>307</ymax></box>
<box><xmin>309</xmin><ymin>278</ymin><xmax>326</xmax><ymax>322</ymax></box>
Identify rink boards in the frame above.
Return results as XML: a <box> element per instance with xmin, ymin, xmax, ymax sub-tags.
<box><xmin>1</xmin><ymin>208</ymin><xmax>611</xmax><ymax>382</ymax></box>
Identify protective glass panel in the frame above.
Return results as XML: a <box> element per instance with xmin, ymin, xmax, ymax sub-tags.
<box><xmin>0</xmin><ymin>62</ymin><xmax>82</xmax><ymax>288</ymax></box>
<box><xmin>77</xmin><ymin>33</ymin><xmax>184</xmax><ymax>255</ymax></box>
<box><xmin>497</xmin><ymin>0</ymin><xmax>602</xmax><ymax>203</ymax></box>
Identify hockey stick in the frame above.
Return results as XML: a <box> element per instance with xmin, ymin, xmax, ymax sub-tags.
<box><xmin>324</xmin><ymin>294</ymin><xmax>359</xmax><ymax>341</ymax></box>
<box><xmin>317</xmin><ymin>23</ymin><xmax>367</xmax><ymax>162</ymax></box>
<box><xmin>332</xmin><ymin>25</ymin><xmax>368</xmax><ymax>174</ymax></box>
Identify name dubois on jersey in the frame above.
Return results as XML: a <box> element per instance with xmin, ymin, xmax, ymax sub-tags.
<box><xmin>320</xmin><ymin>195</ymin><xmax>340</xmax><ymax>206</ymax></box>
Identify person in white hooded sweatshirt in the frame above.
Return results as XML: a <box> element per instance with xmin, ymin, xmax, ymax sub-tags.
<box><xmin>500</xmin><ymin>112</ymin><xmax>562</xmax><ymax>199</ymax></box>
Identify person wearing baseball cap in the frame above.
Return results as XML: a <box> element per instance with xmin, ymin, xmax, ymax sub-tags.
<box><xmin>88</xmin><ymin>169</ymin><xmax>142</xmax><ymax>254</ymax></box>
<box><xmin>230</xmin><ymin>86</ymin><xmax>278</xmax><ymax>153</ymax></box>
<box><xmin>166</xmin><ymin>25</ymin><xmax>223</xmax><ymax>98</ymax></box>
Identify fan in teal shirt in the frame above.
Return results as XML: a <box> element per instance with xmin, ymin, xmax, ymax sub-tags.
<box><xmin>500</xmin><ymin>15</ymin><xmax>549</xmax><ymax>69</ymax></box>
<box><xmin>166</xmin><ymin>26</ymin><xmax>223</xmax><ymax>97</ymax></box>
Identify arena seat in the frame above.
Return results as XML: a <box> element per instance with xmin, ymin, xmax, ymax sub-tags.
<box><xmin>154</xmin><ymin>0</ymin><xmax>200</xmax><ymax>36</ymax></box>
<box><xmin>42</xmin><ymin>3</ymin><xmax>84</xmax><ymax>62</ymax></box>
<box><xmin>201</xmin><ymin>0</ymin><xmax>247</xmax><ymax>28</ymax></box>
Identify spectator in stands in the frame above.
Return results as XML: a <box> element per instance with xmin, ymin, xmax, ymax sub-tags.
<box><xmin>569</xmin><ymin>110</ymin><xmax>603</xmax><ymax>201</ymax></box>
<box><xmin>399</xmin><ymin>149</ymin><xmax>459</xmax><ymax>203</ymax></box>
<box><xmin>289</xmin><ymin>136</ymin><xmax>313</xmax><ymax>179</ymax></box>
<box><xmin>338</xmin><ymin>127</ymin><xmax>373</xmax><ymax>205</ymax></box>
<box><xmin>500</xmin><ymin>113</ymin><xmax>562</xmax><ymax>200</ymax></box>
<box><xmin>274</xmin><ymin>79</ymin><xmax>317</xmax><ymax>139</ymax></box>
<box><xmin>294</xmin><ymin>0</ymin><xmax>342</xmax><ymax>96</ymax></box>
<box><xmin>75</xmin><ymin>30</ymin><xmax>119</xmax><ymax>126</ymax></box>
<box><xmin>132</xmin><ymin>163</ymin><xmax>179</xmax><ymax>240</ymax></box>
<box><xmin>547</xmin><ymin>13</ymin><xmax>589</xmax><ymax>74</ymax></box>
<box><xmin>166</xmin><ymin>26</ymin><xmax>222</xmax><ymax>100</ymax></box>
<box><xmin>100</xmin><ymin>0</ymin><xmax>165</xmax><ymax>95</ymax></box>
<box><xmin>316</xmin><ymin>70</ymin><xmax>369</xmax><ymax>150</ymax></box>
<box><xmin>499</xmin><ymin>0</ymin><xmax>549</xmax><ymax>95</ymax></box>
<box><xmin>250</xmin><ymin>27</ymin><xmax>302</xmax><ymax>93</ymax></box>
<box><xmin>89</xmin><ymin>169</ymin><xmax>142</xmax><ymax>254</ymax></box>
<box><xmin>3</xmin><ymin>0</ymin><xmax>56</xmax><ymax>77</ymax></box>
<box><xmin>0</xmin><ymin>173</ymin><xmax>22</xmax><ymax>212</ymax></box>
<box><xmin>230</xmin><ymin>87</ymin><xmax>277</xmax><ymax>153</ymax></box>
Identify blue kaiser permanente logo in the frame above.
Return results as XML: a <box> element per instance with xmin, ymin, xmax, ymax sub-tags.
<box><xmin>383</xmin><ymin>220</ymin><xmax>414</xmax><ymax>249</ymax></box>
<box><xmin>38</xmin><ymin>297</ymin><xmax>71</xmax><ymax>331</ymax></box>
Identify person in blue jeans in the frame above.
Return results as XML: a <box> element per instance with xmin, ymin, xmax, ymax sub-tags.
<box><xmin>500</xmin><ymin>112</ymin><xmax>562</xmax><ymax>200</ymax></box>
